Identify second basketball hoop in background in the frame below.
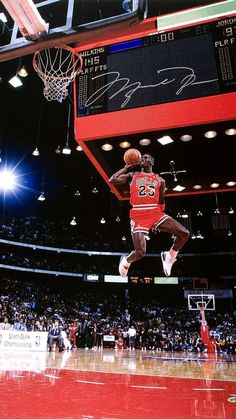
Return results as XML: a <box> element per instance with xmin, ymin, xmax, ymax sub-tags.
<box><xmin>124</xmin><ymin>148</ymin><xmax>141</xmax><ymax>166</ymax></box>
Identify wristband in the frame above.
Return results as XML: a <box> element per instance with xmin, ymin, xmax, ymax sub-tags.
<box><xmin>159</xmin><ymin>204</ymin><xmax>165</xmax><ymax>212</ymax></box>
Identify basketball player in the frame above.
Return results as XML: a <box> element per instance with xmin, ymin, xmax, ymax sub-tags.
<box><xmin>199</xmin><ymin>306</ymin><xmax>216</xmax><ymax>353</ymax></box>
<box><xmin>109</xmin><ymin>154</ymin><xmax>189</xmax><ymax>277</ymax></box>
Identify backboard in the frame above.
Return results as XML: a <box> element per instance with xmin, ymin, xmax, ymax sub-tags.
<box><xmin>0</xmin><ymin>0</ymin><xmax>147</xmax><ymax>61</ymax></box>
<box><xmin>188</xmin><ymin>294</ymin><xmax>215</xmax><ymax>311</ymax></box>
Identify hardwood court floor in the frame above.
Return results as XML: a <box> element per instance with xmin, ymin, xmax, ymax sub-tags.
<box><xmin>0</xmin><ymin>349</ymin><xmax>235</xmax><ymax>418</ymax></box>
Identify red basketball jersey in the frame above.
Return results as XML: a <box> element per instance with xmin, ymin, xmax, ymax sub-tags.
<box><xmin>130</xmin><ymin>172</ymin><xmax>161</xmax><ymax>208</ymax></box>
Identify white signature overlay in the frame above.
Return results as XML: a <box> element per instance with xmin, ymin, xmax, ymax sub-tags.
<box><xmin>85</xmin><ymin>66</ymin><xmax>218</xmax><ymax>109</ymax></box>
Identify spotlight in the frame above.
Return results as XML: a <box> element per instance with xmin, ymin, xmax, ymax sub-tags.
<box><xmin>0</xmin><ymin>170</ymin><xmax>16</xmax><ymax>190</ymax></box>
<box><xmin>76</xmin><ymin>145</ymin><xmax>83</xmax><ymax>151</ymax></box>
<box><xmin>197</xmin><ymin>211</ymin><xmax>203</xmax><ymax>216</ymax></box>
<box><xmin>92</xmin><ymin>187</ymin><xmax>98</xmax><ymax>194</ymax></box>
<box><xmin>228</xmin><ymin>207</ymin><xmax>234</xmax><ymax>215</ymax></box>
<box><xmin>100</xmin><ymin>218</ymin><xmax>106</xmax><ymax>224</ymax></box>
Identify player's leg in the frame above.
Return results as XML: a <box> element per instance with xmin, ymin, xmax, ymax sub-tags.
<box><xmin>119</xmin><ymin>232</ymin><xmax>146</xmax><ymax>277</ymax></box>
<box><xmin>158</xmin><ymin>217</ymin><xmax>189</xmax><ymax>276</ymax></box>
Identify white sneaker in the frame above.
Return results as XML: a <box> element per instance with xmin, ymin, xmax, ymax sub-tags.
<box><xmin>119</xmin><ymin>256</ymin><xmax>130</xmax><ymax>277</ymax></box>
<box><xmin>161</xmin><ymin>251</ymin><xmax>176</xmax><ymax>277</ymax></box>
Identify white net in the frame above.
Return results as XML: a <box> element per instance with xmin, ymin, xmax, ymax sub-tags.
<box><xmin>33</xmin><ymin>46</ymin><xmax>83</xmax><ymax>103</ymax></box>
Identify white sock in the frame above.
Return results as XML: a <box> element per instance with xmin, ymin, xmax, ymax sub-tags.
<box><xmin>124</xmin><ymin>257</ymin><xmax>130</xmax><ymax>267</ymax></box>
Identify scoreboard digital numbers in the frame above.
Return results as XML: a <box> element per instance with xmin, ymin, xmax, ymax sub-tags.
<box><xmin>76</xmin><ymin>17</ymin><xmax>236</xmax><ymax>117</ymax></box>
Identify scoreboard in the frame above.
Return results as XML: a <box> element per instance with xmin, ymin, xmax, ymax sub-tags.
<box><xmin>76</xmin><ymin>17</ymin><xmax>236</xmax><ymax>118</ymax></box>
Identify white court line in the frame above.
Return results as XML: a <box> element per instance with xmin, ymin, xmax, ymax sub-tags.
<box><xmin>75</xmin><ymin>380</ymin><xmax>104</xmax><ymax>385</ymax></box>
<box><xmin>193</xmin><ymin>388</ymin><xmax>224</xmax><ymax>391</ymax></box>
<box><xmin>44</xmin><ymin>374</ymin><xmax>60</xmax><ymax>379</ymax></box>
<box><xmin>130</xmin><ymin>385</ymin><xmax>167</xmax><ymax>389</ymax></box>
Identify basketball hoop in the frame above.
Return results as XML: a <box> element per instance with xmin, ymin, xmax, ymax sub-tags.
<box><xmin>33</xmin><ymin>45</ymin><xmax>83</xmax><ymax>103</ymax></box>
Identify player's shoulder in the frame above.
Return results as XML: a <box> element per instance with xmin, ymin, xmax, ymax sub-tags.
<box><xmin>158</xmin><ymin>175</ymin><xmax>165</xmax><ymax>183</ymax></box>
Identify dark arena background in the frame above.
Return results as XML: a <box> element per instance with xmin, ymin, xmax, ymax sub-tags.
<box><xmin>0</xmin><ymin>1</ymin><xmax>235</xmax><ymax>418</ymax></box>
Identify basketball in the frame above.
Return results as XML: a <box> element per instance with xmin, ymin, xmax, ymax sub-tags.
<box><xmin>123</xmin><ymin>148</ymin><xmax>141</xmax><ymax>165</ymax></box>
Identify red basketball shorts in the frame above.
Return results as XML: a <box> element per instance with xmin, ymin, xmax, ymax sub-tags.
<box><xmin>130</xmin><ymin>208</ymin><xmax>170</xmax><ymax>235</ymax></box>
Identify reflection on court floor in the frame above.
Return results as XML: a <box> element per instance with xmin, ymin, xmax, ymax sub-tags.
<box><xmin>0</xmin><ymin>349</ymin><xmax>235</xmax><ymax>418</ymax></box>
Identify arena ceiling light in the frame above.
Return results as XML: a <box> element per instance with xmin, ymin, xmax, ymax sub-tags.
<box><xmin>180</xmin><ymin>134</ymin><xmax>192</xmax><ymax>142</ymax></box>
<box><xmin>204</xmin><ymin>130</ymin><xmax>217</xmax><ymax>139</ymax></box>
<box><xmin>157</xmin><ymin>136</ymin><xmax>173</xmax><ymax>145</ymax></box>
<box><xmin>173</xmin><ymin>184</ymin><xmax>185</xmax><ymax>192</ymax></box>
<box><xmin>193</xmin><ymin>184</ymin><xmax>202</xmax><ymax>190</ymax></box>
<box><xmin>17</xmin><ymin>65</ymin><xmax>28</xmax><ymax>77</ymax></box>
<box><xmin>226</xmin><ymin>181</ymin><xmax>236</xmax><ymax>187</ymax></box>
<box><xmin>101</xmin><ymin>143</ymin><xmax>113</xmax><ymax>151</ymax></box>
<box><xmin>210</xmin><ymin>182</ymin><xmax>220</xmax><ymax>188</ymax></box>
<box><xmin>139</xmin><ymin>138</ymin><xmax>151</xmax><ymax>146</ymax></box>
<box><xmin>0</xmin><ymin>169</ymin><xmax>16</xmax><ymax>190</ymax></box>
<box><xmin>32</xmin><ymin>147</ymin><xmax>40</xmax><ymax>156</ymax></box>
<box><xmin>76</xmin><ymin>145</ymin><xmax>83</xmax><ymax>151</ymax></box>
<box><xmin>37</xmin><ymin>192</ymin><xmax>45</xmax><ymax>201</ymax></box>
<box><xmin>9</xmin><ymin>75</ymin><xmax>23</xmax><ymax>87</ymax></box>
<box><xmin>55</xmin><ymin>146</ymin><xmax>61</xmax><ymax>154</ymax></box>
<box><xmin>70</xmin><ymin>216</ymin><xmax>77</xmax><ymax>226</ymax></box>
<box><xmin>119</xmin><ymin>141</ymin><xmax>131</xmax><ymax>149</ymax></box>
<box><xmin>225</xmin><ymin>128</ymin><xmax>236</xmax><ymax>136</ymax></box>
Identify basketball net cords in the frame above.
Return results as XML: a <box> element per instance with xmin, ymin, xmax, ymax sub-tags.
<box><xmin>35</xmin><ymin>48</ymin><xmax>82</xmax><ymax>103</ymax></box>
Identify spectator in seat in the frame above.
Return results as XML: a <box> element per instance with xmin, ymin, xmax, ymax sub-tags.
<box><xmin>48</xmin><ymin>320</ymin><xmax>63</xmax><ymax>352</ymax></box>
<box><xmin>0</xmin><ymin>317</ymin><xmax>11</xmax><ymax>330</ymax></box>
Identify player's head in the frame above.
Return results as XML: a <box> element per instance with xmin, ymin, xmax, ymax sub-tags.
<box><xmin>140</xmin><ymin>154</ymin><xmax>154</xmax><ymax>167</ymax></box>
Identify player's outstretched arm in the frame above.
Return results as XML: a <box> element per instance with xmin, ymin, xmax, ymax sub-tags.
<box><xmin>109</xmin><ymin>164</ymin><xmax>135</xmax><ymax>185</ymax></box>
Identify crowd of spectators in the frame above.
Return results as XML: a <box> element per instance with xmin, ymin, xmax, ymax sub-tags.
<box><xmin>0</xmin><ymin>277</ymin><xmax>235</xmax><ymax>354</ymax></box>
<box><xmin>0</xmin><ymin>216</ymin><xmax>235</xmax><ymax>277</ymax></box>
<box><xmin>0</xmin><ymin>216</ymin><xmax>127</xmax><ymax>251</ymax></box>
